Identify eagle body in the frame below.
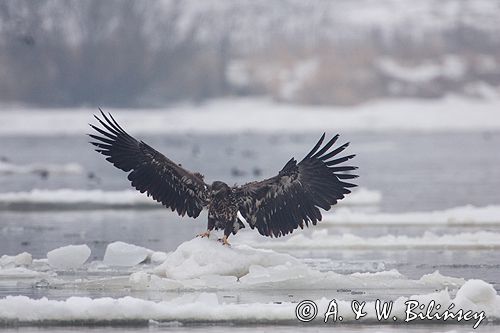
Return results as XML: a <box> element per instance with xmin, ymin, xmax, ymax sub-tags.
<box><xmin>208</xmin><ymin>181</ymin><xmax>244</xmax><ymax>235</ymax></box>
<box><xmin>89</xmin><ymin>111</ymin><xmax>358</xmax><ymax>245</ymax></box>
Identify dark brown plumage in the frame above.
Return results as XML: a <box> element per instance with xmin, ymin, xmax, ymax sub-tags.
<box><xmin>89</xmin><ymin>111</ymin><xmax>358</xmax><ymax>245</ymax></box>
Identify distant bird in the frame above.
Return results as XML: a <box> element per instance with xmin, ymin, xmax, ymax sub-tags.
<box><xmin>89</xmin><ymin>111</ymin><xmax>358</xmax><ymax>246</ymax></box>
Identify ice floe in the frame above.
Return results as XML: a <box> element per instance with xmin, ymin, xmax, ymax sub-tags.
<box><xmin>103</xmin><ymin>241</ymin><xmax>153</xmax><ymax>267</ymax></box>
<box><xmin>47</xmin><ymin>245</ymin><xmax>91</xmax><ymax>269</ymax></box>
<box><xmin>240</xmin><ymin>230</ymin><xmax>500</xmax><ymax>250</ymax></box>
<box><xmin>0</xmin><ymin>278</ymin><xmax>498</xmax><ymax>325</ymax></box>
<box><xmin>0</xmin><ymin>187</ymin><xmax>380</xmax><ymax>210</ymax></box>
<box><xmin>0</xmin><ymin>161</ymin><xmax>83</xmax><ymax>175</ymax></box>
<box><xmin>0</xmin><ymin>252</ymin><xmax>32</xmax><ymax>267</ymax></box>
<box><xmin>0</xmin><ymin>239</ymin><xmax>468</xmax><ymax>292</ymax></box>
<box><xmin>0</xmin><ymin>189</ymin><xmax>153</xmax><ymax>210</ymax></box>
<box><xmin>323</xmin><ymin>205</ymin><xmax>500</xmax><ymax>225</ymax></box>
<box><xmin>339</xmin><ymin>188</ymin><xmax>381</xmax><ymax>206</ymax></box>
<box><xmin>131</xmin><ymin>238</ymin><xmax>466</xmax><ymax>291</ymax></box>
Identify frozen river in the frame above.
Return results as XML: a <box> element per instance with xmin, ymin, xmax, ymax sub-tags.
<box><xmin>0</xmin><ymin>103</ymin><xmax>499</xmax><ymax>331</ymax></box>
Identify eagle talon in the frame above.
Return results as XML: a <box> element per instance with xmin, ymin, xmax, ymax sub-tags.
<box><xmin>218</xmin><ymin>236</ymin><xmax>231</xmax><ymax>246</ymax></box>
<box><xmin>197</xmin><ymin>231</ymin><xmax>211</xmax><ymax>238</ymax></box>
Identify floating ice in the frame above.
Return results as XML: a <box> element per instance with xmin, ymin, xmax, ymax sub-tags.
<box><xmin>154</xmin><ymin>238</ymin><xmax>298</xmax><ymax>280</ymax></box>
<box><xmin>241</xmin><ymin>229</ymin><xmax>500</xmax><ymax>250</ymax></box>
<box><xmin>0</xmin><ymin>189</ymin><xmax>154</xmax><ymax>210</ymax></box>
<box><xmin>150</xmin><ymin>251</ymin><xmax>169</xmax><ymax>263</ymax></box>
<box><xmin>0</xmin><ymin>252</ymin><xmax>32</xmax><ymax>268</ymax></box>
<box><xmin>127</xmin><ymin>238</ymin><xmax>467</xmax><ymax>292</ymax></box>
<box><xmin>339</xmin><ymin>188</ymin><xmax>381</xmax><ymax>206</ymax></box>
<box><xmin>47</xmin><ymin>245</ymin><xmax>91</xmax><ymax>269</ymax></box>
<box><xmin>323</xmin><ymin>205</ymin><xmax>500</xmax><ymax>225</ymax></box>
<box><xmin>0</xmin><ymin>161</ymin><xmax>83</xmax><ymax>175</ymax></box>
<box><xmin>0</xmin><ymin>279</ymin><xmax>498</xmax><ymax>325</ymax></box>
<box><xmin>103</xmin><ymin>241</ymin><xmax>152</xmax><ymax>267</ymax></box>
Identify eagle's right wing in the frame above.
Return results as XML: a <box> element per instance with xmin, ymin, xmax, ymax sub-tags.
<box><xmin>235</xmin><ymin>134</ymin><xmax>357</xmax><ymax>237</ymax></box>
<box><xmin>89</xmin><ymin>111</ymin><xmax>209</xmax><ymax>218</ymax></box>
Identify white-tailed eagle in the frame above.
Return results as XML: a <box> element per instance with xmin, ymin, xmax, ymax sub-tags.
<box><xmin>89</xmin><ymin>111</ymin><xmax>357</xmax><ymax>245</ymax></box>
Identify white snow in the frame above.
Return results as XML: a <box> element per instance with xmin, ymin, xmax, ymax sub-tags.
<box><xmin>324</xmin><ymin>205</ymin><xmax>500</xmax><ymax>225</ymax></box>
<box><xmin>1</xmin><ymin>97</ymin><xmax>500</xmax><ymax>136</ymax></box>
<box><xmin>103</xmin><ymin>242</ymin><xmax>152</xmax><ymax>267</ymax></box>
<box><xmin>154</xmin><ymin>238</ymin><xmax>298</xmax><ymax>280</ymax></box>
<box><xmin>242</xmin><ymin>230</ymin><xmax>500</xmax><ymax>250</ymax></box>
<box><xmin>47</xmin><ymin>245</ymin><xmax>91</xmax><ymax>269</ymax></box>
<box><xmin>0</xmin><ymin>278</ymin><xmax>498</xmax><ymax>324</ymax></box>
<box><xmin>0</xmin><ymin>161</ymin><xmax>83</xmax><ymax>175</ymax></box>
<box><xmin>377</xmin><ymin>55</ymin><xmax>466</xmax><ymax>83</ymax></box>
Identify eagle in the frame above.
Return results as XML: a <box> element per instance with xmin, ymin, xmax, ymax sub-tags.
<box><xmin>89</xmin><ymin>111</ymin><xmax>358</xmax><ymax>245</ymax></box>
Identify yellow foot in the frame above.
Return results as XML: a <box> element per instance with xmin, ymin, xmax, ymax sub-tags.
<box><xmin>218</xmin><ymin>236</ymin><xmax>231</xmax><ymax>246</ymax></box>
<box><xmin>197</xmin><ymin>231</ymin><xmax>211</xmax><ymax>238</ymax></box>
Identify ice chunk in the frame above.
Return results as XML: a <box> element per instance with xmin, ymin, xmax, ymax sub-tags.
<box><xmin>0</xmin><ymin>252</ymin><xmax>32</xmax><ymax>268</ymax></box>
<box><xmin>149</xmin><ymin>251</ymin><xmax>168</xmax><ymax>263</ymax></box>
<box><xmin>154</xmin><ymin>237</ymin><xmax>299</xmax><ymax>280</ymax></box>
<box><xmin>47</xmin><ymin>245</ymin><xmax>91</xmax><ymax>269</ymax></box>
<box><xmin>103</xmin><ymin>241</ymin><xmax>152</xmax><ymax>267</ymax></box>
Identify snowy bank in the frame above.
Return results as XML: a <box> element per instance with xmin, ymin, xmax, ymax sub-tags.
<box><xmin>323</xmin><ymin>205</ymin><xmax>500</xmax><ymax>225</ymax></box>
<box><xmin>0</xmin><ymin>279</ymin><xmax>498</xmax><ymax>325</ymax></box>
<box><xmin>1</xmin><ymin>97</ymin><xmax>500</xmax><ymax>136</ymax></box>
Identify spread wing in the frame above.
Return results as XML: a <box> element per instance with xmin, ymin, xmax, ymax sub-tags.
<box><xmin>89</xmin><ymin>110</ymin><xmax>209</xmax><ymax>218</ymax></box>
<box><xmin>236</xmin><ymin>133</ymin><xmax>357</xmax><ymax>237</ymax></box>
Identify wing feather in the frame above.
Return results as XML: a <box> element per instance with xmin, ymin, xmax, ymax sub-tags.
<box><xmin>236</xmin><ymin>134</ymin><xmax>357</xmax><ymax>237</ymax></box>
<box><xmin>89</xmin><ymin>110</ymin><xmax>209</xmax><ymax>218</ymax></box>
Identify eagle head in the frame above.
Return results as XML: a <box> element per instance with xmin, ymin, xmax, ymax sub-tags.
<box><xmin>210</xmin><ymin>181</ymin><xmax>230</xmax><ymax>196</ymax></box>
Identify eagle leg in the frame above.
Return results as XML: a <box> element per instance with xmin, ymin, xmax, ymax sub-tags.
<box><xmin>197</xmin><ymin>230</ymin><xmax>211</xmax><ymax>238</ymax></box>
<box><xmin>218</xmin><ymin>235</ymin><xmax>231</xmax><ymax>246</ymax></box>
<box><xmin>197</xmin><ymin>216</ymin><xmax>215</xmax><ymax>238</ymax></box>
<box><xmin>218</xmin><ymin>223</ymin><xmax>232</xmax><ymax>246</ymax></box>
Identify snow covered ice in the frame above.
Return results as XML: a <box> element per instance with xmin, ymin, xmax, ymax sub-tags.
<box><xmin>0</xmin><ymin>239</ymin><xmax>499</xmax><ymax>326</ymax></box>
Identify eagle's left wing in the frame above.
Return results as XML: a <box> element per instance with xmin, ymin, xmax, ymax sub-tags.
<box><xmin>89</xmin><ymin>111</ymin><xmax>209</xmax><ymax>218</ymax></box>
<box><xmin>235</xmin><ymin>134</ymin><xmax>357</xmax><ymax>237</ymax></box>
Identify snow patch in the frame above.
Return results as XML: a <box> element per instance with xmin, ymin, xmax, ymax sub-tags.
<box><xmin>47</xmin><ymin>245</ymin><xmax>91</xmax><ymax>269</ymax></box>
<box><xmin>154</xmin><ymin>238</ymin><xmax>298</xmax><ymax>280</ymax></box>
